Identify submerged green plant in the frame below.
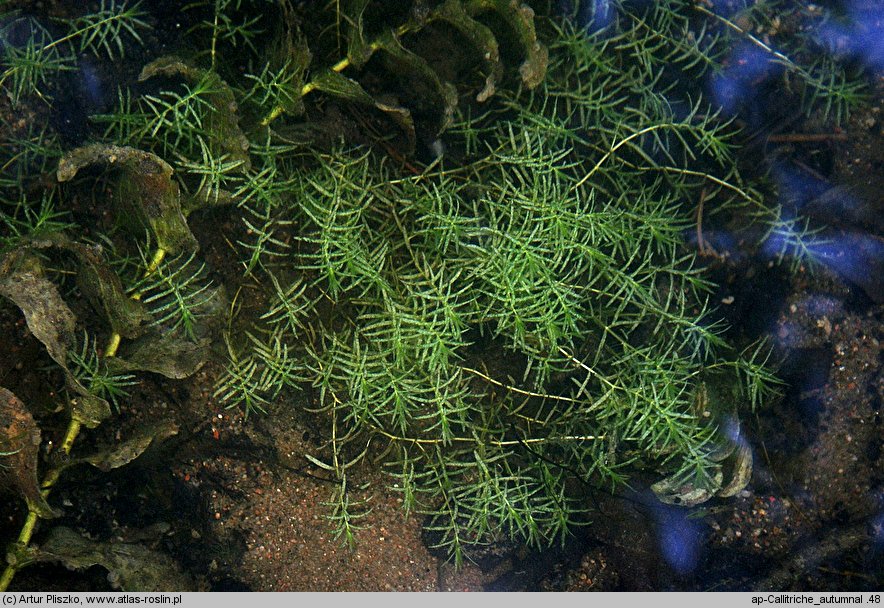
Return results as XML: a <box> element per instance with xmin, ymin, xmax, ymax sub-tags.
<box><xmin>69</xmin><ymin>332</ymin><xmax>138</xmax><ymax>410</ymax></box>
<box><xmin>1</xmin><ymin>0</ymin><xmax>865</xmax><ymax>578</ymax></box>
<box><xmin>0</xmin><ymin>0</ymin><xmax>148</xmax><ymax>106</ymax></box>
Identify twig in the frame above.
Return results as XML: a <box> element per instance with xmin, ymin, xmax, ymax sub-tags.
<box><xmin>462</xmin><ymin>366</ymin><xmax>581</xmax><ymax>405</ymax></box>
<box><xmin>696</xmin><ymin>186</ymin><xmax>709</xmax><ymax>256</ymax></box>
<box><xmin>767</xmin><ymin>133</ymin><xmax>848</xmax><ymax>143</ymax></box>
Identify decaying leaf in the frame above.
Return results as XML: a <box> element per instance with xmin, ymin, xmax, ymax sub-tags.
<box><xmin>110</xmin><ymin>333</ymin><xmax>212</xmax><ymax>380</ymax></box>
<box><xmin>0</xmin><ymin>249</ymin><xmax>112</xmax><ymax>428</ymax></box>
<box><xmin>463</xmin><ymin>0</ymin><xmax>547</xmax><ymax>88</ymax></box>
<box><xmin>32</xmin><ymin>526</ymin><xmax>197</xmax><ymax>591</ymax></box>
<box><xmin>652</xmin><ymin>466</ymin><xmax>725</xmax><ymax>507</ymax></box>
<box><xmin>0</xmin><ymin>387</ymin><xmax>58</xmax><ymax>519</ymax></box>
<box><xmin>69</xmin><ymin>243</ymin><xmax>149</xmax><ymax>339</ymax></box>
<box><xmin>139</xmin><ymin>56</ymin><xmax>251</xmax><ymax>170</ymax></box>
<box><xmin>374</xmin><ymin>29</ymin><xmax>459</xmax><ymax>137</ymax></box>
<box><xmin>80</xmin><ymin>420</ymin><xmax>179</xmax><ymax>472</ymax></box>
<box><xmin>311</xmin><ymin>69</ymin><xmax>417</xmax><ymax>153</ymax></box>
<box><xmin>266</xmin><ymin>0</ymin><xmax>312</xmax><ymax>118</ymax></box>
<box><xmin>652</xmin><ymin>375</ymin><xmax>755</xmax><ymax>506</ymax></box>
<box><xmin>274</xmin><ymin>0</ymin><xmax>545</xmax><ymax>141</ymax></box>
<box><xmin>57</xmin><ymin>145</ymin><xmax>197</xmax><ymax>256</ymax></box>
<box><xmin>428</xmin><ymin>0</ymin><xmax>502</xmax><ymax>102</ymax></box>
<box><xmin>0</xmin><ymin>250</ymin><xmax>75</xmax><ymax>367</ymax></box>
<box><xmin>717</xmin><ymin>442</ymin><xmax>753</xmax><ymax>498</ymax></box>
<box><xmin>26</xmin><ymin>233</ymin><xmax>148</xmax><ymax>339</ymax></box>
<box><xmin>69</xmin><ymin>394</ymin><xmax>114</xmax><ymax>429</ymax></box>
<box><xmin>342</xmin><ymin>0</ymin><xmax>373</xmax><ymax>69</ymax></box>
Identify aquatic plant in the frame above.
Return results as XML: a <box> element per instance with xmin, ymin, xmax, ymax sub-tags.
<box><xmin>0</xmin><ymin>0</ymin><xmax>868</xmax><ymax>583</ymax></box>
<box><xmin>0</xmin><ymin>8</ymin><xmax>218</xmax><ymax>582</ymax></box>
<box><xmin>0</xmin><ymin>0</ymin><xmax>148</xmax><ymax>106</ymax></box>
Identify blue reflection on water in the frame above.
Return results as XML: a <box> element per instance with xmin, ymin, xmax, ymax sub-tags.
<box><xmin>78</xmin><ymin>59</ymin><xmax>107</xmax><ymax>109</ymax></box>
<box><xmin>708</xmin><ymin>42</ymin><xmax>783</xmax><ymax>118</ymax></box>
<box><xmin>560</xmin><ymin>0</ymin><xmax>615</xmax><ymax>34</ymax></box>
<box><xmin>809</xmin><ymin>232</ymin><xmax>883</xmax><ymax>272</ymax></box>
<box><xmin>772</xmin><ymin>163</ymin><xmax>830</xmax><ymax>211</ymax></box>
<box><xmin>751</xmin><ymin>160</ymin><xmax>881</xmax><ymax>298</ymax></box>
<box><xmin>653</xmin><ymin>504</ymin><xmax>703</xmax><ymax>575</ymax></box>
<box><xmin>813</xmin><ymin>0</ymin><xmax>884</xmax><ymax>72</ymax></box>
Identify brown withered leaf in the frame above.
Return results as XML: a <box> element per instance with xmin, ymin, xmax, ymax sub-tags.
<box><xmin>463</xmin><ymin>0</ymin><xmax>547</xmax><ymax>88</ymax></box>
<box><xmin>0</xmin><ymin>249</ymin><xmax>112</xmax><ymax>428</ymax></box>
<box><xmin>267</xmin><ymin>0</ymin><xmax>312</xmax><ymax>118</ymax></box>
<box><xmin>0</xmin><ymin>249</ymin><xmax>75</xmax><ymax>367</ymax></box>
<box><xmin>342</xmin><ymin>0</ymin><xmax>373</xmax><ymax>68</ymax></box>
<box><xmin>57</xmin><ymin>145</ymin><xmax>197</xmax><ymax>256</ymax></box>
<box><xmin>374</xmin><ymin>29</ymin><xmax>459</xmax><ymax>137</ymax></box>
<box><xmin>106</xmin><ymin>283</ymin><xmax>224</xmax><ymax>379</ymax></box>
<box><xmin>108</xmin><ymin>332</ymin><xmax>211</xmax><ymax>380</ymax></box>
<box><xmin>0</xmin><ymin>387</ymin><xmax>58</xmax><ymax>519</ymax></box>
<box><xmin>717</xmin><ymin>442</ymin><xmax>753</xmax><ymax>498</ymax></box>
<box><xmin>311</xmin><ymin>69</ymin><xmax>417</xmax><ymax>153</ymax></box>
<box><xmin>430</xmin><ymin>0</ymin><xmax>502</xmax><ymax>102</ymax></box>
<box><xmin>32</xmin><ymin>526</ymin><xmax>197</xmax><ymax>591</ymax></box>
<box><xmin>651</xmin><ymin>466</ymin><xmax>725</xmax><ymax>507</ymax></box>
<box><xmin>26</xmin><ymin>233</ymin><xmax>149</xmax><ymax>339</ymax></box>
<box><xmin>80</xmin><ymin>420</ymin><xmax>179</xmax><ymax>472</ymax></box>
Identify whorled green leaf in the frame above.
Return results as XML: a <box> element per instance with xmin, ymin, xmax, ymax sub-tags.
<box><xmin>28</xmin><ymin>233</ymin><xmax>148</xmax><ymax>339</ymax></box>
<box><xmin>79</xmin><ymin>420</ymin><xmax>178</xmax><ymax>472</ymax></box>
<box><xmin>138</xmin><ymin>56</ymin><xmax>251</xmax><ymax>170</ymax></box>
<box><xmin>0</xmin><ymin>387</ymin><xmax>58</xmax><ymax>519</ymax></box>
<box><xmin>56</xmin><ymin>144</ymin><xmax>197</xmax><ymax>256</ymax></box>
<box><xmin>0</xmin><ymin>249</ymin><xmax>112</xmax><ymax>428</ymax></box>
<box><xmin>463</xmin><ymin>0</ymin><xmax>547</xmax><ymax>88</ymax></box>
<box><xmin>31</xmin><ymin>526</ymin><xmax>197</xmax><ymax>591</ymax></box>
<box><xmin>311</xmin><ymin>69</ymin><xmax>416</xmax><ymax>153</ymax></box>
